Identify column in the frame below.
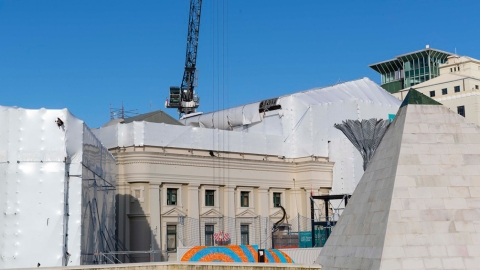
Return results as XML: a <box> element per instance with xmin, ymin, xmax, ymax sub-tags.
<box><xmin>187</xmin><ymin>184</ymin><xmax>199</xmax><ymax>219</ymax></box>
<box><xmin>149</xmin><ymin>184</ymin><xmax>161</xmax><ymax>261</ymax></box>
<box><xmin>257</xmin><ymin>187</ymin><xmax>269</xmax><ymax>217</ymax></box>
<box><xmin>116</xmin><ymin>182</ymin><xmax>129</xmax><ymax>262</ymax></box>
<box><xmin>304</xmin><ymin>189</ymin><xmax>311</xmax><ymax>220</ymax></box>
<box><xmin>257</xmin><ymin>187</ymin><xmax>269</xmax><ymax>248</ymax></box>
<box><xmin>290</xmin><ymin>188</ymin><xmax>303</xmax><ymax>217</ymax></box>
<box><xmin>223</xmin><ymin>186</ymin><xmax>235</xmax><ymax>217</ymax></box>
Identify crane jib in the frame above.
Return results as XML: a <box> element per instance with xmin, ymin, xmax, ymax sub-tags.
<box><xmin>167</xmin><ymin>0</ymin><xmax>202</xmax><ymax>118</ymax></box>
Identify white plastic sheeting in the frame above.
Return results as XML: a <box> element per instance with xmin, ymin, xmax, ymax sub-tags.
<box><xmin>0</xmin><ymin>106</ymin><xmax>116</xmax><ymax>269</ymax></box>
<box><xmin>188</xmin><ymin>102</ymin><xmax>262</xmax><ymax>129</ymax></box>
<box><xmin>93</xmin><ymin>78</ymin><xmax>400</xmax><ymax>195</ymax></box>
<box><xmin>94</xmin><ymin>122</ymin><xmax>286</xmax><ymax>157</ymax></box>
<box><xmin>181</xmin><ymin>78</ymin><xmax>401</xmax><ymax>194</ymax></box>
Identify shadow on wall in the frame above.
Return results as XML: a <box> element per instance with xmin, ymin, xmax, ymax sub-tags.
<box><xmin>115</xmin><ymin>193</ymin><xmax>162</xmax><ymax>263</ymax></box>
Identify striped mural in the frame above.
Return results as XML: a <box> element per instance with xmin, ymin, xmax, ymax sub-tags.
<box><xmin>180</xmin><ymin>245</ymin><xmax>294</xmax><ymax>263</ymax></box>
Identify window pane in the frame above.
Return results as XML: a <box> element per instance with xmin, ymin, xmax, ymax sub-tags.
<box><xmin>241</xmin><ymin>225</ymin><xmax>249</xmax><ymax>245</ymax></box>
<box><xmin>442</xmin><ymin>88</ymin><xmax>448</xmax><ymax>95</ymax></box>
<box><xmin>205</xmin><ymin>225</ymin><xmax>214</xmax><ymax>246</ymax></box>
<box><xmin>205</xmin><ymin>235</ymin><xmax>213</xmax><ymax>246</ymax></box>
<box><xmin>457</xmin><ymin>106</ymin><xmax>465</xmax><ymax>117</ymax></box>
<box><xmin>167</xmin><ymin>225</ymin><xmax>176</xmax><ymax>251</ymax></box>
<box><xmin>404</xmin><ymin>61</ymin><xmax>411</xmax><ymax>71</ymax></box>
<box><xmin>167</xmin><ymin>189</ymin><xmax>177</xmax><ymax>205</ymax></box>
<box><xmin>273</xmin><ymin>192</ymin><xmax>281</xmax><ymax>207</ymax></box>
<box><xmin>454</xmin><ymin>86</ymin><xmax>460</xmax><ymax>93</ymax></box>
<box><xmin>429</xmin><ymin>91</ymin><xmax>435</xmax><ymax>97</ymax></box>
<box><xmin>205</xmin><ymin>190</ymin><xmax>215</xmax><ymax>206</ymax></box>
<box><xmin>241</xmin><ymin>191</ymin><xmax>249</xmax><ymax>207</ymax></box>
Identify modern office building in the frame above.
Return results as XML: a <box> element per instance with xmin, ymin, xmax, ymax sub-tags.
<box><xmin>369</xmin><ymin>46</ymin><xmax>453</xmax><ymax>93</ymax></box>
<box><xmin>392</xmin><ymin>55</ymin><xmax>480</xmax><ymax>125</ymax></box>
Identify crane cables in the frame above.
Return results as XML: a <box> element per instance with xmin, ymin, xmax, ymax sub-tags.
<box><xmin>210</xmin><ymin>0</ymin><xmax>229</xmax><ymax>189</ymax></box>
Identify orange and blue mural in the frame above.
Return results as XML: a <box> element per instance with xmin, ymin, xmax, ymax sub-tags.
<box><xmin>181</xmin><ymin>245</ymin><xmax>294</xmax><ymax>263</ymax></box>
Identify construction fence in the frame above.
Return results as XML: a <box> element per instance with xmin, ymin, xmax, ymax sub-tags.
<box><xmin>175</xmin><ymin>214</ymin><xmax>333</xmax><ymax>250</ymax></box>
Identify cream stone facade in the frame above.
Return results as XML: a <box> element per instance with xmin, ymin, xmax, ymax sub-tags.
<box><xmin>113</xmin><ymin>146</ymin><xmax>333</xmax><ymax>261</ymax></box>
<box><xmin>393</xmin><ymin>55</ymin><xmax>480</xmax><ymax>125</ymax></box>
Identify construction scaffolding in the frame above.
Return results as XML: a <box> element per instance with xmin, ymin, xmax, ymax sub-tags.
<box><xmin>0</xmin><ymin>106</ymin><xmax>117</xmax><ymax>269</ymax></box>
<box><xmin>310</xmin><ymin>194</ymin><xmax>351</xmax><ymax>248</ymax></box>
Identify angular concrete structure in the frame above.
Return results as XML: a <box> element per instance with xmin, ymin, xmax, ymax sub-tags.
<box><xmin>318</xmin><ymin>89</ymin><xmax>480</xmax><ymax>269</ymax></box>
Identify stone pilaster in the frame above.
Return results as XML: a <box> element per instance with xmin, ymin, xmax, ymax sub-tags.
<box><xmin>257</xmin><ymin>187</ymin><xmax>269</xmax><ymax>217</ymax></box>
<box><xmin>304</xmin><ymin>188</ymin><xmax>311</xmax><ymax>220</ymax></box>
<box><xmin>187</xmin><ymin>184</ymin><xmax>199</xmax><ymax>219</ymax></box>
<box><xmin>289</xmin><ymin>187</ymin><xmax>303</xmax><ymax>217</ymax></box>
<box><xmin>116</xmin><ymin>182</ymin><xmax>130</xmax><ymax>260</ymax></box>
<box><xmin>223</xmin><ymin>186</ymin><xmax>235</xmax><ymax>217</ymax></box>
<box><xmin>149</xmin><ymin>184</ymin><xmax>161</xmax><ymax>261</ymax></box>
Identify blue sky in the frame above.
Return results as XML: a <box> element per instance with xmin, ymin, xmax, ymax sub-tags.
<box><xmin>1</xmin><ymin>0</ymin><xmax>479</xmax><ymax>127</ymax></box>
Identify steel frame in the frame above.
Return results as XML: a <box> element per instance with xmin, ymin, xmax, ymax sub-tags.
<box><xmin>310</xmin><ymin>194</ymin><xmax>351</xmax><ymax>247</ymax></box>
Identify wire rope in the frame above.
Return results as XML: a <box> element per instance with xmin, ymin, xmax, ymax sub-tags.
<box><xmin>211</xmin><ymin>0</ymin><xmax>216</xmax><ymax>187</ymax></box>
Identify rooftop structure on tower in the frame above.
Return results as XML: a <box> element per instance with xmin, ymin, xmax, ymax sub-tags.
<box><xmin>369</xmin><ymin>46</ymin><xmax>453</xmax><ymax>94</ymax></box>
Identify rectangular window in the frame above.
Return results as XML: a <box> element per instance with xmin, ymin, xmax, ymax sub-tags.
<box><xmin>167</xmin><ymin>188</ymin><xmax>177</xmax><ymax>205</ymax></box>
<box><xmin>273</xmin><ymin>192</ymin><xmax>281</xmax><ymax>207</ymax></box>
<box><xmin>205</xmin><ymin>190</ymin><xmax>215</xmax><ymax>206</ymax></box>
<box><xmin>241</xmin><ymin>225</ymin><xmax>249</xmax><ymax>245</ymax></box>
<box><xmin>241</xmin><ymin>191</ymin><xmax>249</xmax><ymax>207</ymax></box>
<box><xmin>205</xmin><ymin>225</ymin><xmax>214</xmax><ymax>246</ymax></box>
<box><xmin>454</xmin><ymin>86</ymin><xmax>460</xmax><ymax>93</ymax></box>
<box><xmin>458</xmin><ymin>106</ymin><xmax>465</xmax><ymax>117</ymax></box>
<box><xmin>429</xmin><ymin>91</ymin><xmax>435</xmax><ymax>97</ymax></box>
<box><xmin>167</xmin><ymin>225</ymin><xmax>177</xmax><ymax>251</ymax></box>
<box><xmin>442</xmin><ymin>88</ymin><xmax>448</xmax><ymax>95</ymax></box>
<box><xmin>476</xmin><ymin>85</ymin><xmax>479</xmax><ymax>90</ymax></box>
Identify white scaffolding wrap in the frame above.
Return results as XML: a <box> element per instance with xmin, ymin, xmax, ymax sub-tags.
<box><xmin>180</xmin><ymin>78</ymin><xmax>401</xmax><ymax>194</ymax></box>
<box><xmin>94</xmin><ymin>78</ymin><xmax>401</xmax><ymax>195</ymax></box>
<box><xmin>94</xmin><ymin>122</ymin><xmax>286</xmax><ymax>156</ymax></box>
<box><xmin>0</xmin><ymin>106</ymin><xmax>116</xmax><ymax>269</ymax></box>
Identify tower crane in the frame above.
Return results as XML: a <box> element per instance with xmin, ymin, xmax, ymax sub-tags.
<box><xmin>167</xmin><ymin>0</ymin><xmax>202</xmax><ymax>118</ymax></box>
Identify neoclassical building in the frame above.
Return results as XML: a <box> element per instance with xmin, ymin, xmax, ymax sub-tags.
<box><xmin>112</xmin><ymin>145</ymin><xmax>333</xmax><ymax>261</ymax></box>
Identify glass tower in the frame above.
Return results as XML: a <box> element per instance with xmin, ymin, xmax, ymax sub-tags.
<box><xmin>369</xmin><ymin>47</ymin><xmax>452</xmax><ymax>93</ymax></box>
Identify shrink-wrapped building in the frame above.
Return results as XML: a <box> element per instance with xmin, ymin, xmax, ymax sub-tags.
<box><xmin>0</xmin><ymin>107</ymin><xmax>116</xmax><ymax>269</ymax></box>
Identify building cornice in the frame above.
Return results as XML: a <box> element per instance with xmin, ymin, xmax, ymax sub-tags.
<box><xmin>114</xmin><ymin>151</ymin><xmax>333</xmax><ymax>173</ymax></box>
<box><xmin>113</xmin><ymin>145</ymin><xmax>334</xmax><ymax>190</ymax></box>
<box><xmin>111</xmin><ymin>145</ymin><xmax>330</xmax><ymax>163</ymax></box>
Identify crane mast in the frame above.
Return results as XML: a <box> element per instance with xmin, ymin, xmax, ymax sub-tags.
<box><xmin>167</xmin><ymin>0</ymin><xmax>202</xmax><ymax>118</ymax></box>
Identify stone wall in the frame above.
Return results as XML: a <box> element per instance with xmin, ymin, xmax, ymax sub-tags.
<box><xmin>34</xmin><ymin>262</ymin><xmax>321</xmax><ymax>270</ymax></box>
